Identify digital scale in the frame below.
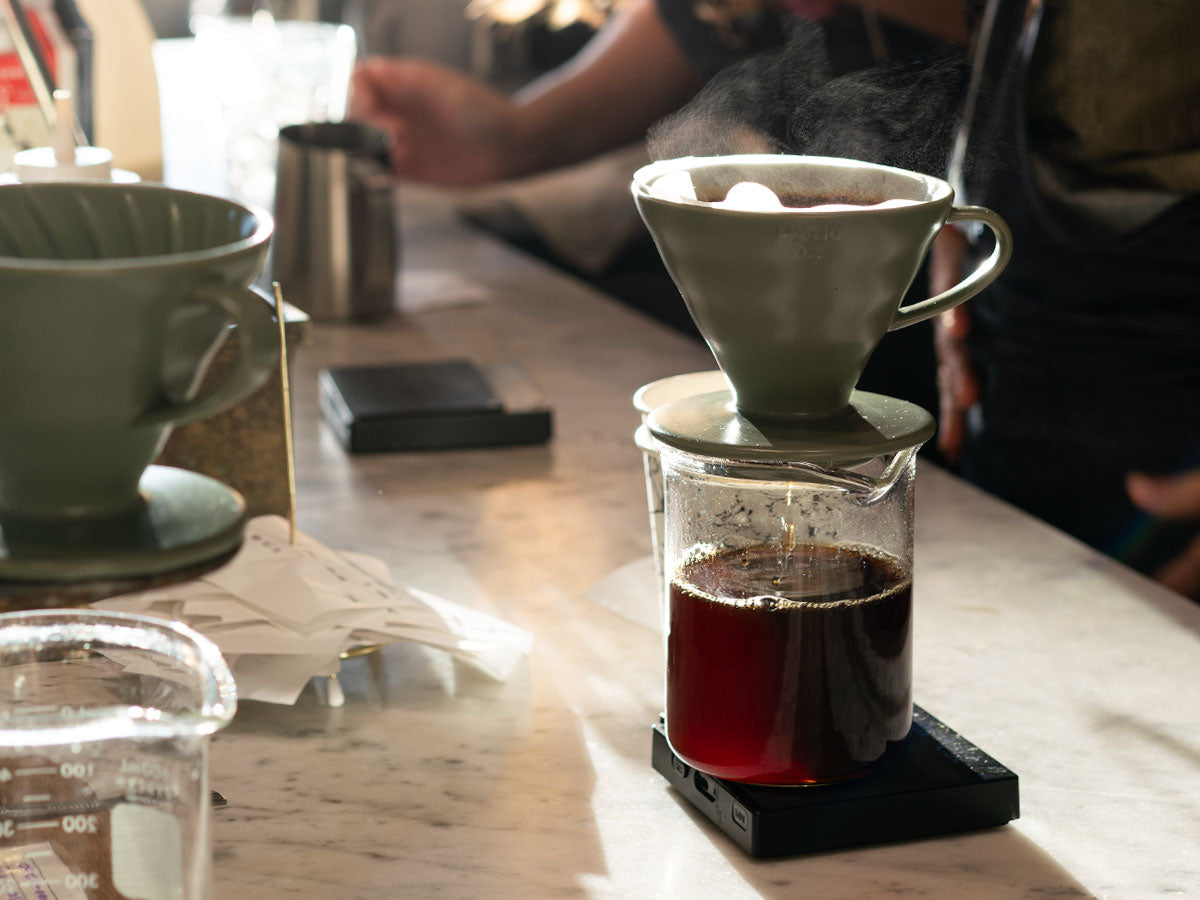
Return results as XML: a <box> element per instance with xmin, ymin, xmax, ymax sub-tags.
<box><xmin>652</xmin><ymin>706</ymin><xmax>1019</xmax><ymax>857</ymax></box>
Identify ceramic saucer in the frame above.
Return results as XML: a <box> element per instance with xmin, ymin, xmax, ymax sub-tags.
<box><xmin>647</xmin><ymin>388</ymin><xmax>935</xmax><ymax>466</ymax></box>
<box><xmin>0</xmin><ymin>466</ymin><xmax>246</xmax><ymax>583</ymax></box>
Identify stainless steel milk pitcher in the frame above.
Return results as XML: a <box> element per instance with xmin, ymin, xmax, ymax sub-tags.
<box><xmin>273</xmin><ymin>121</ymin><xmax>398</xmax><ymax>320</ymax></box>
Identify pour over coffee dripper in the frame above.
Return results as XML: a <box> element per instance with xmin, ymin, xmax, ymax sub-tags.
<box><xmin>0</xmin><ymin>183</ymin><xmax>279</xmax><ymax>583</ymax></box>
<box><xmin>633</xmin><ymin>154</ymin><xmax>1011</xmax><ymax>425</ymax></box>
<box><xmin>632</xmin><ymin>155</ymin><xmax>1012</xmax><ymax>785</ymax></box>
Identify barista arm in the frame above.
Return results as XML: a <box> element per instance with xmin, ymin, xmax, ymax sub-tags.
<box><xmin>1127</xmin><ymin>471</ymin><xmax>1200</xmax><ymax>600</ymax></box>
<box><xmin>931</xmin><ymin>225</ymin><xmax>976</xmax><ymax>464</ymax></box>
<box><xmin>350</xmin><ymin>0</ymin><xmax>701</xmax><ymax>184</ymax></box>
<box><xmin>507</xmin><ymin>0</ymin><xmax>704</xmax><ymax>175</ymax></box>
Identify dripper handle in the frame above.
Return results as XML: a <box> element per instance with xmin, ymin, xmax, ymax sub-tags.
<box><xmin>137</xmin><ymin>283</ymin><xmax>280</xmax><ymax>427</ymax></box>
<box><xmin>889</xmin><ymin>205</ymin><xmax>1013</xmax><ymax>330</ymax></box>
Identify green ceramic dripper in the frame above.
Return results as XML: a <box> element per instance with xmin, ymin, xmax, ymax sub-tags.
<box><xmin>0</xmin><ymin>183</ymin><xmax>279</xmax><ymax>582</ymax></box>
<box><xmin>632</xmin><ymin>155</ymin><xmax>1012</xmax><ymax>432</ymax></box>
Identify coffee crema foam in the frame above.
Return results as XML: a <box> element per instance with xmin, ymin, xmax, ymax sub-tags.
<box><xmin>674</xmin><ymin>541</ymin><xmax>911</xmax><ymax>610</ymax></box>
<box><xmin>649</xmin><ymin>175</ymin><xmax>920</xmax><ymax>213</ymax></box>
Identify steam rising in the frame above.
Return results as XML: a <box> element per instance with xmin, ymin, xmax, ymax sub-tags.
<box><xmin>647</xmin><ymin>19</ymin><xmax>969</xmax><ymax>178</ymax></box>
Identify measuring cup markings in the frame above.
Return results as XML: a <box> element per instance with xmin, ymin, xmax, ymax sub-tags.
<box><xmin>1</xmin><ymin>847</ymin><xmax>101</xmax><ymax>898</ymax></box>
<box><xmin>0</xmin><ymin>611</ymin><xmax>236</xmax><ymax>900</ymax></box>
<box><xmin>2</xmin><ymin>746</ymin><xmax>206</xmax><ymax>899</ymax></box>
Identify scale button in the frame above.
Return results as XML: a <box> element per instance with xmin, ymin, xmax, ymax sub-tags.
<box><xmin>731</xmin><ymin>802</ymin><xmax>749</xmax><ymax>831</ymax></box>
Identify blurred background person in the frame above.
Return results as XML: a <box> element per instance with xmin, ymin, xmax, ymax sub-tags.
<box><xmin>349</xmin><ymin>0</ymin><xmax>1200</xmax><ymax>598</ymax></box>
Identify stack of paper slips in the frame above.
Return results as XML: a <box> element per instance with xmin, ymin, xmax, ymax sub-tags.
<box><xmin>93</xmin><ymin>516</ymin><xmax>532</xmax><ymax>704</ymax></box>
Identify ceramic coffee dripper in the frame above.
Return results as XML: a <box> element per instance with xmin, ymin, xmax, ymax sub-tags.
<box><xmin>0</xmin><ymin>182</ymin><xmax>278</xmax><ymax>581</ymax></box>
<box><xmin>632</xmin><ymin>154</ymin><xmax>1012</xmax><ymax>422</ymax></box>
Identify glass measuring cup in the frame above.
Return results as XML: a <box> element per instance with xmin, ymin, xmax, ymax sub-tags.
<box><xmin>0</xmin><ymin>610</ymin><xmax>236</xmax><ymax>899</ymax></box>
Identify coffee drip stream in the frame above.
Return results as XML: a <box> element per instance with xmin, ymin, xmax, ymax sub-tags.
<box><xmin>632</xmin><ymin>154</ymin><xmax>1013</xmax><ymax>789</ymax></box>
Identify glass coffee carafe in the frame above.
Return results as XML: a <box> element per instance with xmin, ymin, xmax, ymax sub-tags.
<box><xmin>657</xmin><ymin>431</ymin><xmax>919</xmax><ymax>785</ymax></box>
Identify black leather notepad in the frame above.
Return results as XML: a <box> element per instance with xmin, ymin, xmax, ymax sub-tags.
<box><xmin>318</xmin><ymin>360</ymin><xmax>553</xmax><ymax>453</ymax></box>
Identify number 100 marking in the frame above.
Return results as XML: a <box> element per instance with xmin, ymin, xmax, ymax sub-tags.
<box><xmin>59</xmin><ymin>761</ymin><xmax>94</xmax><ymax>779</ymax></box>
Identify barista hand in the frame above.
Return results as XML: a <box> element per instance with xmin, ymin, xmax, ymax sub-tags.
<box><xmin>349</xmin><ymin>0</ymin><xmax>701</xmax><ymax>187</ymax></box>
<box><xmin>931</xmin><ymin>225</ymin><xmax>977</xmax><ymax>465</ymax></box>
<box><xmin>1126</xmin><ymin>470</ymin><xmax>1200</xmax><ymax>600</ymax></box>
<box><xmin>350</xmin><ymin>58</ymin><xmax>522</xmax><ymax>185</ymax></box>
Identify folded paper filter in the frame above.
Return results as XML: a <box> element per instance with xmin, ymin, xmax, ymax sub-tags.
<box><xmin>93</xmin><ymin>516</ymin><xmax>532</xmax><ymax>704</ymax></box>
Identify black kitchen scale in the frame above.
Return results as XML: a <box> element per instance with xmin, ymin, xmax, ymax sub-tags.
<box><xmin>652</xmin><ymin>705</ymin><xmax>1019</xmax><ymax>857</ymax></box>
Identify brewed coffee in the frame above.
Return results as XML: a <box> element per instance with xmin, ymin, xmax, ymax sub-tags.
<box><xmin>776</xmin><ymin>193</ymin><xmax>919</xmax><ymax>211</ymax></box>
<box><xmin>666</xmin><ymin>543</ymin><xmax>912</xmax><ymax>785</ymax></box>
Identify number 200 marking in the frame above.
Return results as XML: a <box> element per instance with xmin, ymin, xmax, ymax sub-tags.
<box><xmin>61</xmin><ymin>814</ymin><xmax>98</xmax><ymax>834</ymax></box>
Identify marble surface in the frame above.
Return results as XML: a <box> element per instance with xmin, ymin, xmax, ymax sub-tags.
<box><xmin>182</xmin><ymin>190</ymin><xmax>1200</xmax><ymax>899</ymax></box>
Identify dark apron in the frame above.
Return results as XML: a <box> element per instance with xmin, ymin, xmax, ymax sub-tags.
<box><xmin>960</xmin><ymin>3</ymin><xmax>1200</xmax><ymax>576</ymax></box>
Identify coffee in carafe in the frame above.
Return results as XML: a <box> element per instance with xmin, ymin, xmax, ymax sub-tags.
<box><xmin>667</xmin><ymin>542</ymin><xmax>912</xmax><ymax>784</ymax></box>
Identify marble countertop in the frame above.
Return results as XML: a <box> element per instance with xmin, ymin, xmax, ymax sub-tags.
<box><xmin>189</xmin><ymin>191</ymin><xmax>1200</xmax><ymax>899</ymax></box>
